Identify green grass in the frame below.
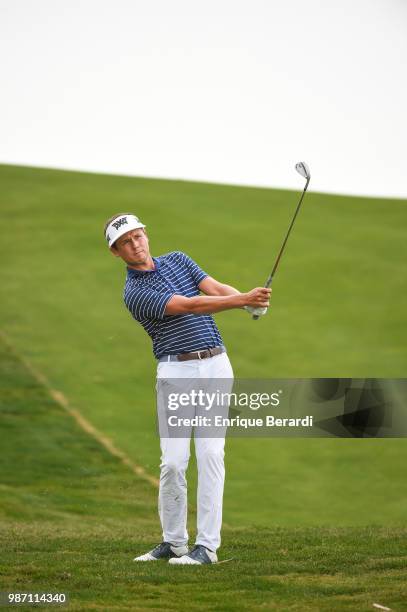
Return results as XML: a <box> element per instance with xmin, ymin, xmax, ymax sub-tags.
<box><xmin>1</xmin><ymin>164</ymin><xmax>406</xmax><ymax>528</ymax></box>
<box><xmin>1</xmin><ymin>341</ymin><xmax>406</xmax><ymax>611</ymax></box>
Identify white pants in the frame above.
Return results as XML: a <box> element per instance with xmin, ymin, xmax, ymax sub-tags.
<box><xmin>156</xmin><ymin>351</ymin><xmax>234</xmax><ymax>552</ymax></box>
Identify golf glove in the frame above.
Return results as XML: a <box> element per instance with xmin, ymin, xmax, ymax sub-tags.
<box><xmin>244</xmin><ymin>306</ymin><xmax>268</xmax><ymax>317</ymax></box>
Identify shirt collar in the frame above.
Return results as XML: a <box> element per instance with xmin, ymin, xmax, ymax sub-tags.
<box><xmin>127</xmin><ymin>257</ymin><xmax>160</xmax><ymax>277</ymax></box>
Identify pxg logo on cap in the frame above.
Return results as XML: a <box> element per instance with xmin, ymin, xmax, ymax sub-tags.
<box><xmin>106</xmin><ymin>214</ymin><xmax>146</xmax><ymax>248</ymax></box>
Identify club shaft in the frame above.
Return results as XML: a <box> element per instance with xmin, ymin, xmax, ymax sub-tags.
<box><xmin>268</xmin><ymin>180</ymin><xmax>309</xmax><ymax>280</ymax></box>
<box><xmin>253</xmin><ymin>178</ymin><xmax>309</xmax><ymax>320</ymax></box>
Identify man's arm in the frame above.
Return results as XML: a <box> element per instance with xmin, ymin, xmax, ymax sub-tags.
<box><xmin>165</xmin><ymin>286</ymin><xmax>271</xmax><ymax>316</ymax></box>
<box><xmin>198</xmin><ymin>276</ymin><xmax>240</xmax><ymax>297</ymax></box>
<box><xmin>198</xmin><ymin>276</ymin><xmax>270</xmax><ymax>317</ymax></box>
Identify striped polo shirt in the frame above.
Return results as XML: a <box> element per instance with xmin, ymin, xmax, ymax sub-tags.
<box><xmin>124</xmin><ymin>251</ymin><xmax>224</xmax><ymax>359</ymax></box>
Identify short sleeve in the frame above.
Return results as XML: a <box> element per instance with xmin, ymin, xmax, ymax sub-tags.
<box><xmin>125</xmin><ymin>285</ymin><xmax>174</xmax><ymax>321</ymax></box>
<box><xmin>180</xmin><ymin>253</ymin><xmax>208</xmax><ymax>286</ymax></box>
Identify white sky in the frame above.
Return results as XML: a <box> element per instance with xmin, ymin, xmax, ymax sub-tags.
<box><xmin>1</xmin><ymin>0</ymin><xmax>406</xmax><ymax>197</ymax></box>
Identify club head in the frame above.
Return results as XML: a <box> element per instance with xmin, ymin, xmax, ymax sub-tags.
<box><xmin>295</xmin><ymin>161</ymin><xmax>311</xmax><ymax>181</ymax></box>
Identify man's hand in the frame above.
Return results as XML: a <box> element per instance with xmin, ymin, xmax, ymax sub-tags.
<box><xmin>243</xmin><ymin>287</ymin><xmax>271</xmax><ymax>308</ymax></box>
<box><xmin>242</xmin><ymin>288</ymin><xmax>271</xmax><ymax>317</ymax></box>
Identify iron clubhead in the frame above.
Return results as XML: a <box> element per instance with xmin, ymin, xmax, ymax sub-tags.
<box><xmin>295</xmin><ymin>161</ymin><xmax>311</xmax><ymax>181</ymax></box>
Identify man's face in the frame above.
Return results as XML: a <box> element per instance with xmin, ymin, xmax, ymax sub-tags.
<box><xmin>111</xmin><ymin>228</ymin><xmax>150</xmax><ymax>266</ymax></box>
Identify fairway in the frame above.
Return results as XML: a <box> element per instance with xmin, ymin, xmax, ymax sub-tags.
<box><xmin>1</xmin><ymin>340</ymin><xmax>406</xmax><ymax>611</ymax></box>
<box><xmin>1</xmin><ymin>164</ymin><xmax>406</xmax><ymax>527</ymax></box>
<box><xmin>1</xmin><ymin>164</ymin><xmax>407</xmax><ymax>609</ymax></box>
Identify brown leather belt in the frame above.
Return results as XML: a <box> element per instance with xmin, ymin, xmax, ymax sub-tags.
<box><xmin>159</xmin><ymin>345</ymin><xmax>225</xmax><ymax>362</ymax></box>
<box><xmin>178</xmin><ymin>346</ymin><xmax>224</xmax><ymax>361</ymax></box>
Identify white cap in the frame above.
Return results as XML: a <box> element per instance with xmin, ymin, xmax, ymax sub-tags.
<box><xmin>105</xmin><ymin>214</ymin><xmax>146</xmax><ymax>248</ymax></box>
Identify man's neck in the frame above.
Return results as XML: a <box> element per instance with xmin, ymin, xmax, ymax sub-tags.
<box><xmin>127</xmin><ymin>255</ymin><xmax>155</xmax><ymax>271</ymax></box>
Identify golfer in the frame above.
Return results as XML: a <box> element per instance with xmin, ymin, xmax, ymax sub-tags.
<box><xmin>104</xmin><ymin>213</ymin><xmax>270</xmax><ymax>565</ymax></box>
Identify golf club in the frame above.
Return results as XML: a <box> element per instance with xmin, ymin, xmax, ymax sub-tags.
<box><xmin>253</xmin><ymin>161</ymin><xmax>311</xmax><ymax>320</ymax></box>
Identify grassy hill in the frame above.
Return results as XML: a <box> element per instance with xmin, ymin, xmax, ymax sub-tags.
<box><xmin>1</xmin><ymin>164</ymin><xmax>406</xmax><ymax>529</ymax></box>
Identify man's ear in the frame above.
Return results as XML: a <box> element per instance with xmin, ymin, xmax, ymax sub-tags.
<box><xmin>109</xmin><ymin>245</ymin><xmax>120</xmax><ymax>257</ymax></box>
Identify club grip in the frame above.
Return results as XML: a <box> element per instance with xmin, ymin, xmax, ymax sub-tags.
<box><xmin>252</xmin><ymin>277</ymin><xmax>273</xmax><ymax>321</ymax></box>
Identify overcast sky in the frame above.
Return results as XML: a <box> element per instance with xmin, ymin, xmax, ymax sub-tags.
<box><xmin>1</xmin><ymin>0</ymin><xmax>406</xmax><ymax>197</ymax></box>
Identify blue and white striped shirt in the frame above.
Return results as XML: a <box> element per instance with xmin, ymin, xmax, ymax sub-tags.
<box><xmin>124</xmin><ymin>251</ymin><xmax>224</xmax><ymax>359</ymax></box>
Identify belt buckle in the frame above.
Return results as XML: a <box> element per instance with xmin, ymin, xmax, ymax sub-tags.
<box><xmin>197</xmin><ymin>350</ymin><xmax>203</xmax><ymax>360</ymax></box>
